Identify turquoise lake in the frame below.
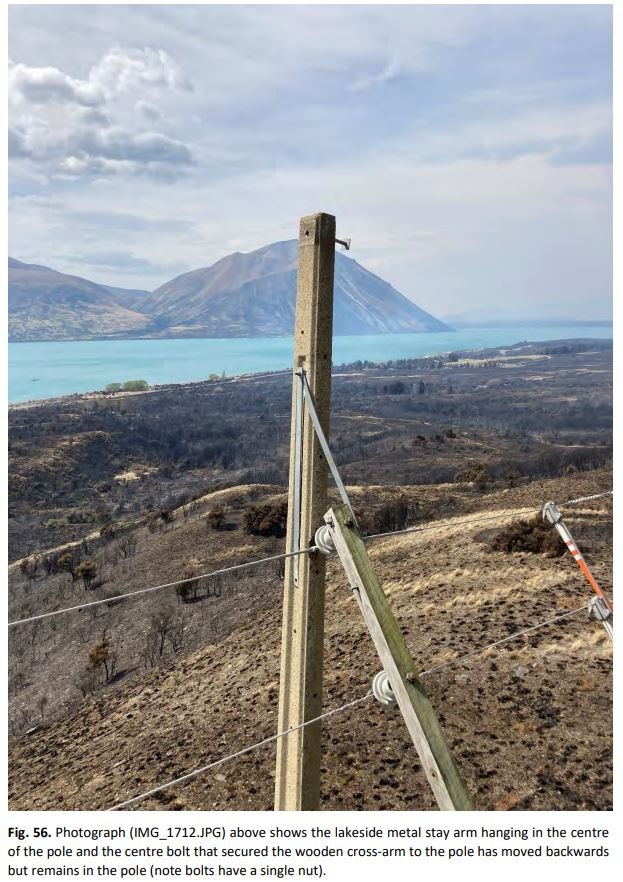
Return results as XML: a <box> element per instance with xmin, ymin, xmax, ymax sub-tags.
<box><xmin>7</xmin><ymin>324</ymin><xmax>613</xmax><ymax>404</ymax></box>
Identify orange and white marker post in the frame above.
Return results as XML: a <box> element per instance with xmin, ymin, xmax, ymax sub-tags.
<box><xmin>542</xmin><ymin>501</ymin><xmax>613</xmax><ymax>640</ymax></box>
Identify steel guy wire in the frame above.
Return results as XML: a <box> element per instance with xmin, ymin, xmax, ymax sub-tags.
<box><xmin>419</xmin><ymin>603</ymin><xmax>591</xmax><ymax>677</ymax></box>
<box><xmin>107</xmin><ymin>689</ymin><xmax>374</xmax><ymax>811</ymax></box>
<box><xmin>8</xmin><ymin>547</ymin><xmax>318</xmax><ymax>628</ymax></box>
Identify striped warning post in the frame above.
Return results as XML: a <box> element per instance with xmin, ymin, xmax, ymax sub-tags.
<box><xmin>542</xmin><ymin>501</ymin><xmax>613</xmax><ymax>639</ymax></box>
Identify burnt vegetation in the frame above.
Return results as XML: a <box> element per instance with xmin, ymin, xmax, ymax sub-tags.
<box><xmin>8</xmin><ymin>339</ymin><xmax>612</xmax><ymax>561</ymax></box>
<box><xmin>243</xmin><ymin>500</ymin><xmax>288</xmax><ymax>537</ymax></box>
<box><xmin>489</xmin><ymin>517</ymin><xmax>566</xmax><ymax>556</ymax></box>
<box><xmin>7</xmin><ymin>338</ymin><xmax>613</xmax><ymax>810</ymax></box>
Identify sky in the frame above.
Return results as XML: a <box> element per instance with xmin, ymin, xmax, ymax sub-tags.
<box><xmin>7</xmin><ymin>3</ymin><xmax>613</xmax><ymax>321</ymax></box>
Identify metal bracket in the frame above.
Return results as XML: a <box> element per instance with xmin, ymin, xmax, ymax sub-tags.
<box><xmin>291</xmin><ymin>370</ymin><xmax>305</xmax><ymax>585</ymax></box>
<box><xmin>542</xmin><ymin>501</ymin><xmax>562</xmax><ymax>526</ymax></box>
<box><xmin>300</xmin><ymin>371</ymin><xmax>358</xmax><ymax>528</ymax></box>
<box><xmin>335</xmin><ymin>237</ymin><xmax>351</xmax><ymax>251</ymax></box>
<box><xmin>588</xmin><ymin>597</ymin><xmax>613</xmax><ymax>640</ymax></box>
<box><xmin>589</xmin><ymin>596</ymin><xmax>611</xmax><ymax>622</ymax></box>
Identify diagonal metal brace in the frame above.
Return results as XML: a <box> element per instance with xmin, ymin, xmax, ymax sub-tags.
<box><xmin>289</xmin><ymin>369</ymin><xmax>305</xmax><ymax>585</ymax></box>
<box><xmin>299</xmin><ymin>370</ymin><xmax>358</xmax><ymax>528</ymax></box>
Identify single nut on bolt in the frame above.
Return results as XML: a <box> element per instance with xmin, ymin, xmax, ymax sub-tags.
<box><xmin>405</xmin><ymin>672</ymin><xmax>419</xmax><ymax>684</ymax></box>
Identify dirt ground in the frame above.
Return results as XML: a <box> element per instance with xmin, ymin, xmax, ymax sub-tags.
<box><xmin>8</xmin><ymin>472</ymin><xmax>612</xmax><ymax>812</ymax></box>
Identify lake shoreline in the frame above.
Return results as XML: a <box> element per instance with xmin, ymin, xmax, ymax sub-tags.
<box><xmin>7</xmin><ymin>367</ymin><xmax>292</xmax><ymax>411</ymax></box>
<box><xmin>8</xmin><ymin>333</ymin><xmax>612</xmax><ymax>410</ymax></box>
<box><xmin>8</xmin><ymin>319</ymin><xmax>612</xmax><ymax>345</ymax></box>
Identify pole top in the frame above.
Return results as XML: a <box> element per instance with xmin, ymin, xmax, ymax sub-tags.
<box><xmin>299</xmin><ymin>213</ymin><xmax>336</xmax><ymax>244</ymax></box>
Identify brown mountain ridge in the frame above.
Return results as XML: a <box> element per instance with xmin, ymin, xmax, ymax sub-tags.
<box><xmin>9</xmin><ymin>242</ymin><xmax>450</xmax><ymax>341</ymax></box>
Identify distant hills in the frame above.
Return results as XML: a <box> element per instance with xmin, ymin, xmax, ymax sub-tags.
<box><xmin>8</xmin><ymin>243</ymin><xmax>451</xmax><ymax>342</ymax></box>
<box><xmin>8</xmin><ymin>258</ymin><xmax>151</xmax><ymax>342</ymax></box>
<box><xmin>441</xmin><ymin>306</ymin><xmax>612</xmax><ymax>328</ymax></box>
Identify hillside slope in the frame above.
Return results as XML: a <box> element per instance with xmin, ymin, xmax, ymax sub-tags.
<box><xmin>8</xmin><ymin>473</ymin><xmax>612</xmax><ymax>811</ymax></box>
<box><xmin>8</xmin><ymin>258</ymin><xmax>151</xmax><ymax>342</ymax></box>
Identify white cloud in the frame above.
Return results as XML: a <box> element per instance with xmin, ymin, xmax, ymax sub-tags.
<box><xmin>7</xmin><ymin>4</ymin><xmax>612</xmax><ymax>319</ymax></box>
<box><xmin>9</xmin><ymin>47</ymin><xmax>193</xmax><ymax>177</ymax></box>
<box><xmin>9</xmin><ymin>61</ymin><xmax>104</xmax><ymax>106</ymax></box>
<box><xmin>9</xmin><ymin>47</ymin><xmax>188</xmax><ymax>106</ymax></box>
<box><xmin>88</xmin><ymin>47</ymin><xmax>191</xmax><ymax>97</ymax></box>
<box><xmin>136</xmin><ymin>100</ymin><xmax>163</xmax><ymax>122</ymax></box>
<box><xmin>350</xmin><ymin>57</ymin><xmax>402</xmax><ymax>92</ymax></box>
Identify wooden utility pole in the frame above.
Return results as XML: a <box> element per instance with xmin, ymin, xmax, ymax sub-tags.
<box><xmin>324</xmin><ymin>505</ymin><xmax>474</xmax><ymax>811</ymax></box>
<box><xmin>274</xmin><ymin>212</ymin><xmax>336</xmax><ymax>810</ymax></box>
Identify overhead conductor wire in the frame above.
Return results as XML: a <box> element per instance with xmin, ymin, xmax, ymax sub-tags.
<box><xmin>8</xmin><ymin>491</ymin><xmax>612</xmax><ymax>627</ymax></box>
<box><xmin>107</xmin><ymin>690</ymin><xmax>373</xmax><ymax>811</ymax></box>
<box><xmin>8</xmin><ymin>547</ymin><xmax>317</xmax><ymax>627</ymax></box>
<box><xmin>106</xmin><ymin>599</ymin><xmax>593</xmax><ymax>811</ymax></box>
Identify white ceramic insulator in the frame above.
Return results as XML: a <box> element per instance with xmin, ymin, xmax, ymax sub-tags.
<box><xmin>372</xmin><ymin>670</ymin><xmax>397</xmax><ymax>706</ymax></box>
<box><xmin>314</xmin><ymin>524</ymin><xmax>335</xmax><ymax>555</ymax></box>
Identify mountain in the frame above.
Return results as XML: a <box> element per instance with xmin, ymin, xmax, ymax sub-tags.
<box><xmin>100</xmin><ymin>284</ymin><xmax>151</xmax><ymax>310</ymax></box>
<box><xmin>141</xmin><ymin>240</ymin><xmax>450</xmax><ymax>337</ymax></box>
<box><xmin>8</xmin><ymin>258</ymin><xmax>151</xmax><ymax>342</ymax></box>
<box><xmin>8</xmin><ymin>244</ymin><xmax>450</xmax><ymax>341</ymax></box>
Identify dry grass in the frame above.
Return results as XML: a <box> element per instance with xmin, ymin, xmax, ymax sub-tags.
<box><xmin>8</xmin><ymin>471</ymin><xmax>612</xmax><ymax>812</ymax></box>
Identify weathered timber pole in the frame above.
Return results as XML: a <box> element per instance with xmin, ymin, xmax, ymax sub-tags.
<box><xmin>274</xmin><ymin>212</ymin><xmax>336</xmax><ymax>810</ymax></box>
<box><xmin>324</xmin><ymin>504</ymin><xmax>474</xmax><ymax>811</ymax></box>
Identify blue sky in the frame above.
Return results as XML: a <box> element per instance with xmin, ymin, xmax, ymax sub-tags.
<box><xmin>8</xmin><ymin>4</ymin><xmax>612</xmax><ymax>320</ymax></box>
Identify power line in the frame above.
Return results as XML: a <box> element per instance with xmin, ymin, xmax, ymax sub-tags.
<box><xmin>363</xmin><ymin>507</ymin><xmax>538</xmax><ymax>542</ymax></box>
<box><xmin>106</xmin><ymin>599</ymin><xmax>596</xmax><ymax>811</ymax></box>
<box><xmin>560</xmin><ymin>491</ymin><xmax>613</xmax><ymax>507</ymax></box>
<box><xmin>8</xmin><ymin>547</ymin><xmax>317</xmax><ymax>628</ymax></box>
<box><xmin>364</xmin><ymin>489</ymin><xmax>613</xmax><ymax>543</ymax></box>
<box><xmin>8</xmin><ymin>487</ymin><xmax>613</xmax><ymax>627</ymax></box>
<box><xmin>107</xmin><ymin>689</ymin><xmax>373</xmax><ymax>811</ymax></box>
<box><xmin>419</xmin><ymin>603</ymin><xmax>591</xmax><ymax>677</ymax></box>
